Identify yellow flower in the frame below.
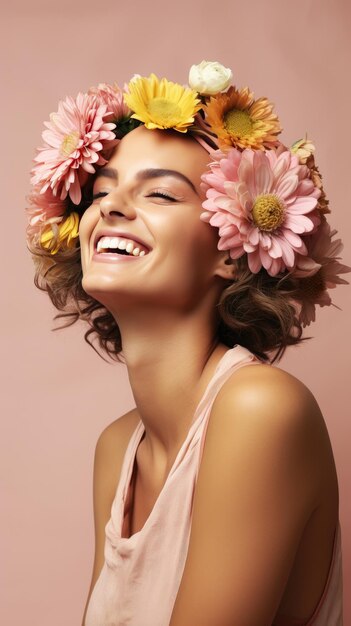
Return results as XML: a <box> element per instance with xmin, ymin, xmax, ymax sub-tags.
<box><xmin>289</xmin><ymin>134</ymin><xmax>330</xmax><ymax>215</ymax></box>
<box><xmin>40</xmin><ymin>212</ymin><xmax>80</xmax><ymax>254</ymax></box>
<box><xmin>124</xmin><ymin>73</ymin><xmax>202</xmax><ymax>133</ymax></box>
<box><xmin>204</xmin><ymin>85</ymin><xmax>282</xmax><ymax>150</ymax></box>
<box><xmin>291</xmin><ymin>134</ymin><xmax>316</xmax><ymax>164</ymax></box>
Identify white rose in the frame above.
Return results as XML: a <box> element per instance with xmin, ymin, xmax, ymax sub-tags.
<box><xmin>189</xmin><ymin>61</ymin><xmax>233</xmax><ymax>96</ymax></box>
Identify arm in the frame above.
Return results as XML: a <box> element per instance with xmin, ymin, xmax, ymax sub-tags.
<box><xmin>169</xmin><ymin>365</ymin><xmax>321</xmax><ymax>626</ymax></box>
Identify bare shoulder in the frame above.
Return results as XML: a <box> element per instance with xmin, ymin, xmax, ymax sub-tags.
<box><xmin>169</xmin><ymin>363</ymin><xmax>334</xmax><ymax>625</ymax></box>
<box><xmin>93</xmin><ymin>407</ymin><xmax>141</xmax><ymax>534</ymax></box>
<box><xmin>98</xmin><ymin>405</ymin><xmax>141</xmax><ymax>441</ymax></box>
<box><xmin>215</xmin><ymin>361</ymin><xmax>323</xmax><ymax>425</ymax></box>
<box><xmin>96</xmin><ymin>407</ymin><xmax>141</xmax><ymax>458</ymax></box>
<box><xmin>211</xmin><ymin>361</ymin><xmax>331</xmax><ymax>501</ymax></box>
<box><xmin>81</xmin><ymin>408</ymin><xmax>140</xmax><ymax>626</ymax></box>
<box><xmin>94</xmin><ymin>408</ymin><xmax>140</xmax><ymax>493</ymax></box>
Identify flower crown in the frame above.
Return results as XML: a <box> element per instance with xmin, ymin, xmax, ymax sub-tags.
<box><xmin>27</xmin><ymin>60</ymin><xmax>351</xmax><ymax>327</ymax></box>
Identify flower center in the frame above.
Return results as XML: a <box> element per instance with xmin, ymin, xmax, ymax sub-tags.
<box><xmin>224</xmin><ymin>108</ymin><xmax>253</xmax><ymax>137</ymax></box>
<box><xmin>147</xmin><ymin>98</ymin><xmax>182</xmax><ymax>126</ymax></box>
<box><xmin>252</xmin><ymin>194</ymin><xmax>285</xmax><ymax>231</ymax></box>
<box><xmin>60</xmin><ymin>131</ymin><xmax>80</xmax><ymax>157</ymax></box>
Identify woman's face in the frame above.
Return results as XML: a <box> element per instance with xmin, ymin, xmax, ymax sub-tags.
<box><xmin>79</xmin><ymin>124</ymin><xmax>230</xmax><ymax>314</ymax></box>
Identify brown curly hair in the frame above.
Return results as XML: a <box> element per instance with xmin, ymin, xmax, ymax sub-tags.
<box><xmin>28</xmin><ymin>178</ymin><xmax>313</xmax><ymax>366</ymax></box>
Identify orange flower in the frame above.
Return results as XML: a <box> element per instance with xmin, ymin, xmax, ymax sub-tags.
<box><xmin>204</xmin><ymin>85</ymin><xmax>282</xmax><ymax>150</ymax></box>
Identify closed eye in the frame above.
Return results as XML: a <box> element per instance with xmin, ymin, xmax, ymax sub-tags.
<box><xmin>91</xmin><ymin>191</ymin><xmax>178</xmax><ymax>202</ymax></box>
<box><xmin>92</xmin><ymin>191</ymin><xmax>108</xmax><ymax>200</ymax></box>
<box><xmin>146</xmin><ymin>191</ymin><xmax>178</xmax><ymax>202</ymax></box>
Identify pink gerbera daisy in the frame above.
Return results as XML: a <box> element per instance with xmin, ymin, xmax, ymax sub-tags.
<box><xmin>31</xmin><ymin>92</ymin><xmax>117</xmax><ymax>204</ymax></box>
<box><xmin>88</xmin><ymin>82</ymin><xmax>130</xmax><ymax>122</ymax></box>
<box><xmin>200</xmin><ymin>147</ymin><xmax>321</xmax><ymax>277</ymax></box>
<box><xmin>26</xmin><ymin>185</ymin><xmax>66</xmax><ymax>238</ymax></box>
<box><xmin>293</xmin><ymin>219</ymin><xmax>351</xmax><ymax>326</ymax></box>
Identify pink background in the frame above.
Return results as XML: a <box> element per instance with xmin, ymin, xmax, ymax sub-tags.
<box><xmin>1</xmin><ymin>1</ymin><xmax>350</xmax><ymax>624</ymax></box>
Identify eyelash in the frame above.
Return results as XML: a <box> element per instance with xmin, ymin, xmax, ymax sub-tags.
<box><xmin>147</xmin><ymin>191</ymin><xmax>178</xmax><ymax>202</ymax></box>
<box><xmin>92</xmin><ymin>190</ymin><xmax>178</xmax><ymax>202</ymax></box>
<box><xmin>92</xmin><ymin>192</ymin><xmax>107</xmax><ymax>200</ymax></box>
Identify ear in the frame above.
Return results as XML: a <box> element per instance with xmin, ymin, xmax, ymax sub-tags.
<box><xmin>213</xmin><ymin>250</ymin><xmax>237</xmax><ymax>281</ymax></box>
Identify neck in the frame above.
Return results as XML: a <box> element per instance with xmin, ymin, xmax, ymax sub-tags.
<box><xmin>110</xmin><ymin>302</ymin><xmax>229</xmax><ymax>476</ymax></box>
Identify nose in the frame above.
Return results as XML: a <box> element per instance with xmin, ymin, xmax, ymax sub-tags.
<box><xmin>98</xmin><ymin>188</ymin><xmax>137</xmax><ymax>221</ymax></box>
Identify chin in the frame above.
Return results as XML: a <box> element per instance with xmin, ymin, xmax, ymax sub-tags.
<box><xmin>82</xmin><ymin>273</ymin><xmax>119</xmax><ymax>298</ymax></box>
<box><xmin>81</xmin><ymin>273</ymin><xmax>139</xmax><ymax>309</ymax></box>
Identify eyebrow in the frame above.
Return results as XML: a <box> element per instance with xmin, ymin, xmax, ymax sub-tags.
<box><xmin>94</xmin><ymin>167</ymin><xmax>198</xmax><ymax>195</ymax></box>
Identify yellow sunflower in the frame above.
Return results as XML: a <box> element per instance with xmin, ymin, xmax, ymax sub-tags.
<box><xmin>204</xmin><ymin>85</ymin><xmax>282</xmax><ymax>150</ymax></box>
<box><xmin>124</xmin><ymin>73</ymin><xmax>202</xmax><ymax>133</ymax></box>
<box><xmin>40</xmin><ymin>212</ymin><xmax>80</xmax><ymax>255</ymax></box>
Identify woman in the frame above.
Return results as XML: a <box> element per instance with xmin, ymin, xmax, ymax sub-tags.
<box><xmin>27</xmin><ymin>62</ymin><xmax>349</xmax><ymax>626</ymax></box>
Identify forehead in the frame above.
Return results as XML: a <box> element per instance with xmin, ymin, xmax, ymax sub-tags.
<box><xmin>104</xmin><ymin>125</ymin><xmax>211</xmax><ymax>187</ymax></box>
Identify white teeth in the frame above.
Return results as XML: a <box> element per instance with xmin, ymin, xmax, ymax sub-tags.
<box><xmin>96</xmin><ymin>235</ymin><xmax>148</xmax><ymax>257</ymax></box>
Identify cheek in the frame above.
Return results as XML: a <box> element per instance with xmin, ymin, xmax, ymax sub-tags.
<box><xmin>168</xmin><ymin>215</ymin><xmax>220</xmax><ymax>276</ymax></box>
<box><xmin>78</xmin><ymin>206</ymin><xmax>98</xmax><ymax>267</ymax></box>
<box><xmin>165</xmin><ymin>204</ymin><xmax>218</xmax><ymax>248</ymax></box>
<box><xmin>187</xmin><ymin>216</ymin><xmax>220</xmax><ymax>260</ymax></box>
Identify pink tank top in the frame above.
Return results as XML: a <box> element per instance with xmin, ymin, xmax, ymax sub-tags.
<box><xmin>84</xmin><ymin>344</ymin><xmax>343</xmax><ymax>626</ymax></box>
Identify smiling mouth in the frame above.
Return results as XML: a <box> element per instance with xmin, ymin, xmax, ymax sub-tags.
<box><xmin>95</xmin><ymin>236</ymin><xmax>149</xmax><ymax>257</ymax></box>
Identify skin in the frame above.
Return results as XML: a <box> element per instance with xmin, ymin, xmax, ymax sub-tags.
<box><xmin>79</xmin><ymin>125</ymin><xmax>339</xmax><ymax>625</ymax></box>
<box><xmin>79</xmin><ymin>124</ymin><xmax>236</xmax><ymax>478</ymax></box>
